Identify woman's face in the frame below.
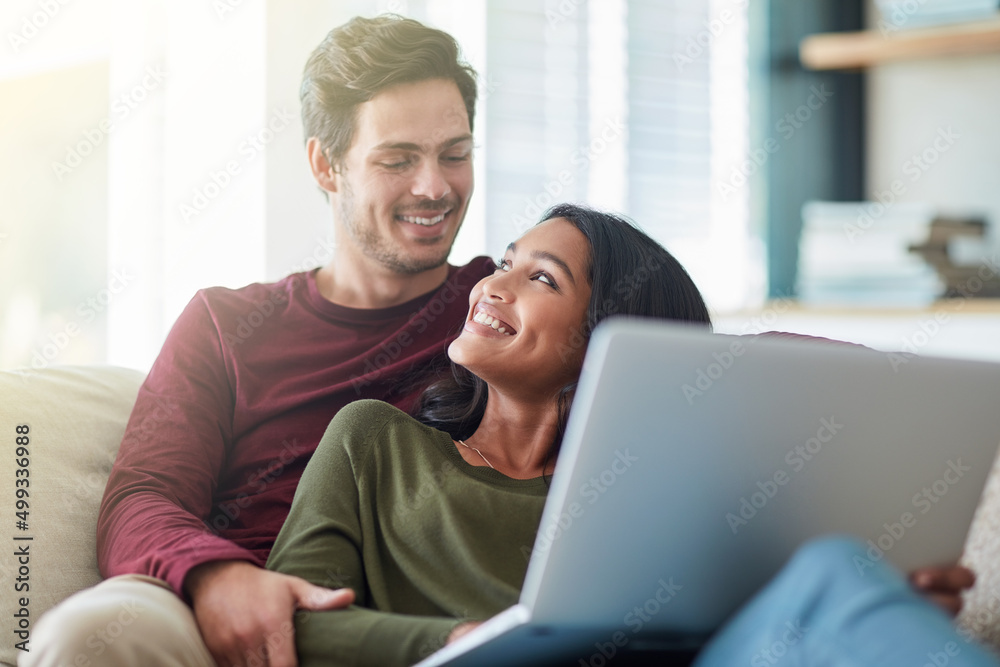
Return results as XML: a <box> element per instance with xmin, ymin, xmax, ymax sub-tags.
<box><xmin>448</xmin><ymin>217</ymin><xmax>593</xmax><ymax>399</ymax></box>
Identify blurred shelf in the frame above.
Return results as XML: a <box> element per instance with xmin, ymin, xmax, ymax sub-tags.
<box><xmin>800</xmin><ymin>17</ymin><xmax>1000</xmax><ymax>70</ymax></box>
<box><xmin>714</xmin><ymin>299</ymin><xmax>1000</xmax><ymax>362</ymax></box>
<box><xmin>726</xmin><ymin>298</ymin><xmax>1000</xmax><ymax>316</ymax></box>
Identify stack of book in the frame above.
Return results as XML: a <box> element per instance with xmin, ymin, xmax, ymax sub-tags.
<box><xmin>876</xmin><ymin>0</ymin><xmax>1000</xmax><ymax>30</ymax></box>
<box><xmin>796</xmin><ymin>201</ymin><xmax>943</xmax><ymax>306</ymax></box>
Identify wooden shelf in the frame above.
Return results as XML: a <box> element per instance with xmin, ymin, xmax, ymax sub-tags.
<box><xmin>720</xmin><ymin>298</ymin><xmax>1000</xmax><ymax>318</ymax></box>
<box><xmin>800</xmin><ymin>17</ymin><xmax>1000</xmax><ymax>70</ymax></box>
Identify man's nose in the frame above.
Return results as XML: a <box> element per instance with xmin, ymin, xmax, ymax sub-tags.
<box><xmin>411</xmin><ymin>160</ymin><xmax>451</xmax><ymax>200</ymax></box>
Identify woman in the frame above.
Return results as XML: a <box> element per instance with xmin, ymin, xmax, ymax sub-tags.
<box><xmin>267</xmin><ymin>204</ymin><xmax>992</xmax><ymax>667</ymax></box>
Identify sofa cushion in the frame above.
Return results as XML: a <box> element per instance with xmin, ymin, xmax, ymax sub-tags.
<box><xmin>958</xmin><ymin>450</ymin><xmax>1000</xmax><ymax>655</ymax></box>
<box><xmin>0</xmin><ymin>365</ymin><xmax>144</xmax><ymax>666</ymax></box>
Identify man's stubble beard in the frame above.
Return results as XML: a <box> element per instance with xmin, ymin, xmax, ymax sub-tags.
<box><xmin>337</xmin><ymin>175</ymin><xmax>463</xmax><ymax>276</ymax></box>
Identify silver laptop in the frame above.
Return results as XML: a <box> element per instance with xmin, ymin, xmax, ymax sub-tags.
<box><xmin>416</xmin><ymin>319</ymin><xmax>1000</xmax><ymax>667</ymax></box>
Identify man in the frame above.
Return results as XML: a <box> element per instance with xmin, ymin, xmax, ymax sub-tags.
<box><xmin>26</xmin><ymin>15</ymin><xmax>495</xmax><ymax>667</ymax></box>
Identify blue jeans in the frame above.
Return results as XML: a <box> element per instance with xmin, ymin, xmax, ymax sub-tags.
<box><xmin>693</xmin><ymin>536</ymin><xmax>997</xmax><ymax>667</ymax></box>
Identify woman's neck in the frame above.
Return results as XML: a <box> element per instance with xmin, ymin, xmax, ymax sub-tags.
<box><xmin>462</xmin><ymin>392</ymin><xmax>563</xmax><ymax>479</ymax></box>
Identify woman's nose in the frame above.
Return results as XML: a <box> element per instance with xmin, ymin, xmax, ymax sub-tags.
<box><xmin>484</xmin><ymin>272</ymin><xmax>515</xmax><ymax>302</ymax></box>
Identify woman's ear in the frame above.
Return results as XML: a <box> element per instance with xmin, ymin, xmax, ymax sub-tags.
<box><xmin>307</xmin><ymin>137</ymin><xmax>338</xmax><ymax>194</ymax></box>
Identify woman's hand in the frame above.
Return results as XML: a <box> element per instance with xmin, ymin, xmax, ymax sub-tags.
<box><xmin>447</xmin><ymin>621</ymin><xmax>483</xmax><ymax>644</ymax></box>
<box><xmin>909</xmin><ymin>564</ymin><xmax>976</xmax><ymax>616</ymax></box>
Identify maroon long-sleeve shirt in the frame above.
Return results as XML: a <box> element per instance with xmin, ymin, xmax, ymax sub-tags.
<box><xmin>97</xmin><ymin>259</ymin><xmax>494</xmax><ymax>598</ymax></box>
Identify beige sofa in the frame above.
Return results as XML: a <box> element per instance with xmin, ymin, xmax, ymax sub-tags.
<box><xmin>1</xmin><ymin>366</ymin><xmax>144</xmax><ymax>667</ymax></box>
<box><xmin>3</xmin><ymin>364</ymin><xmax>1000</xmax><ymax>666</ymax></box>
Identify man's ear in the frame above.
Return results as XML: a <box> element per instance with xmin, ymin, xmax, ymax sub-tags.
<box><xmin>307</xmin><ymin>137</ymin><xmax>338</xmax><ymax>194</ymax></box>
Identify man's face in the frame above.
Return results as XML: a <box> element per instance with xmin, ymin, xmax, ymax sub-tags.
<box><xmin>332</xmin><ymin>78</ymin><xmax>474</xmax><ymax>275</ymax></box>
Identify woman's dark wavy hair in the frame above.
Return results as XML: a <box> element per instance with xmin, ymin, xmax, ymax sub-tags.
<box><xmin>301</xmin><ymin>14</ymin><xmax>478</xmax><ymax>168</ymax></box>
<box><xmin>411</xmin><ymin>203</ymin><xmax>712</xmax><ymax>461</ymax></box>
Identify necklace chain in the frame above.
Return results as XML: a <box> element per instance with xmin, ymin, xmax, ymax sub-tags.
<box><xmin>457</xmin><ymin>439</ymin><xmax>495</xmax><ymax>469</ymax></box>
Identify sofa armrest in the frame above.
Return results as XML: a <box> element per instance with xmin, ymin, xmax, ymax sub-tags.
<box><xmin>0</xmin><ymin>365</ymin><xmax>144</xmax><ymax>666</ymax></box>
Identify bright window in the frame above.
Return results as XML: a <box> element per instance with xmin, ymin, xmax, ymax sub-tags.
<box><xmin>1</xmin><ymin>0</ymin><xmax>757</xmax><ymax>372</ymax></box>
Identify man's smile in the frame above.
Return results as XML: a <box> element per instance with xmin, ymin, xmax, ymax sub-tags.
<box><xmin>398</xmin><ymin>211</ymin><xmax>449</xmax><ymax>226</ymax></box>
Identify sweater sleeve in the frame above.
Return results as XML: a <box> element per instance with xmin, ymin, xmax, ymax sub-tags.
<box><xmin>266</xmin><ymin>405</ymin><xmax>462</xmax><ymax>667</ymax></box>
<box><xmin>97</xmin><ymin>291</ymin><xmax>258</xmax><ymax>597</ymax></box>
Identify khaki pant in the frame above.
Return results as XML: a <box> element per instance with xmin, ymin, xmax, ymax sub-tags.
<box><xmin>21</xmin><ymin>575</ymin><xmax>216</xmax><ymax>667</ymax></box>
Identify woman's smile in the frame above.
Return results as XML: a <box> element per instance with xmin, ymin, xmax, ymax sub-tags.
<box><xmin>468</xmin><ymin>304</ymin><xmax>517</xmax><ymax>336</ymax></box>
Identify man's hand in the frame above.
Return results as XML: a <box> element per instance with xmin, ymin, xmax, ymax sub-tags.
<box><xmin>909</xmin><ymin>564</ymin><xmax>976</xmax><ymax>616</ymax></box>
<box><xmin>185</xmin><ymin>560</ymin><xmax>355</xmax><ymax>667</ymax></box>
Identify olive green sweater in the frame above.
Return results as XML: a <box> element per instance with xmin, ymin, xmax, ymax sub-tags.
<box><xmin>266</xmin><ymin>400</ymin><xmax>549</xmax><ymax>666</ymax></box>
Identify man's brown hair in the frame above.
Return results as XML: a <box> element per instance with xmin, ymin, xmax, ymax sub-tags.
<box><xmin>301</xmin><ymin>14</ymin><xmax>478</xmax><ymax>169</ymax></box>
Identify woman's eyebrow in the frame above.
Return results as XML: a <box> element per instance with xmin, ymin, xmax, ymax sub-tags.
<box><xmin>505</xmin><ymin>242</ymin><xmax>576</xmax><ymax>286</ymax></box>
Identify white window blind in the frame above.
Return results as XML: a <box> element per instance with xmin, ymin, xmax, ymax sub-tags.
<box><xmin>476</xmin><ymin>0</ymin><xmax>760</xmax><ymax>312</ymax></box>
